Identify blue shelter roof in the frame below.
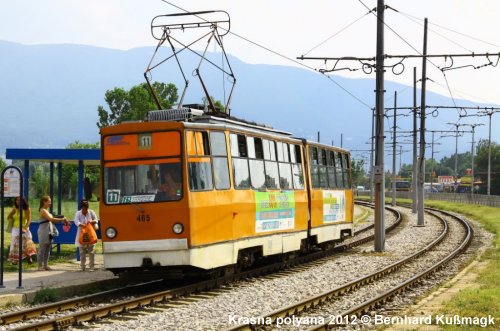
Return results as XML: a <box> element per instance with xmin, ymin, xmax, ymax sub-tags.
<box><xmin>6</xmin><ymin>149</ymin><xmax>100</xmax><ymax>165</ymax></box>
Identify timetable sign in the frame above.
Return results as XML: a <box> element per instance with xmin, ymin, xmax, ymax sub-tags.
<box><xmin>4</xmin><ymin>169</ymin><xmax>20</xmax><ymax>198</ymax></box>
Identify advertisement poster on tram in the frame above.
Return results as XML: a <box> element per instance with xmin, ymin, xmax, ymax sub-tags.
<box><xmin>323</xmin><ymin>191</ymin><xmax>346</xmax><ymax>222</ymax></box>
<box><xmin>255</xmin><ymin>191</ymin><xmax>295</xmax><ymax>233</ymax></box>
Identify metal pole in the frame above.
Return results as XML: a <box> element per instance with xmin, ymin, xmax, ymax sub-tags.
<box><xmin>392</xmin><ymin>91</ymin><xmax>397</xmax><ymax>206</ymax></box>
<box><xmin>341</xmin><ymin>133</ymin><xmax>343</xmax><ymax>148</ymax></box>
<box><xmin>412</xmin><ymin>67</ymin><xmax>417</xmax><ymax>213</ymax></box>
<box><xmin>454</xmin><ymin>126</ymin><xmax>459</xmax><ymax>180</ymax></box>
<box><xmin>49</xmin><ymin>162</ymin><xmax>54</xmax><ymax>214</ymax></box>
<box><xmin>370</xmin><ymin>108</ymin><xmax>375</xmax><ymax>204</ymax></box>
<box><xmin>17</xmin><ymin>176</ymin><xmax>24</xmax><ymax>289</ymax></box>
<box><xmin>431</xmin><ymin>131</ymin><xmax>435</xmax><ymax>190</ymax></box>
<box><xmin>317</xmin><ymin>131</ymin><xmax>320</xmax><ymax>143</ymax></box>
<box><xmin>399</xmin><ymin>145</ymin><xmax>402</xmax><ymax>174</ymax></box>
<box><xmin>471</xmin><ymin>126</ymin><xmax>475</xmax><ymax>199</ymax></box>
<box><xmin>487</xmin><ymin>113</ymin><xmax>492</xmax><ymax>195</ymax></box>
<box><xmin>57</xmin><ymin>162</ymin><xmax>63</xmax><ymax>215</ymax></box>
<box><xmin>0</xmin><ymin>172</ymin><xmax>4</xmax><ymax>288</ymax></box>
<box><xmin>417</xmin><ymin>18</ymin><xmax>428</xmax><ymax>227</ymax></box>
<box><xmin>374</xmin><ymin>0</ymin><xmax>386</xmax><ymax>252</ymax></box>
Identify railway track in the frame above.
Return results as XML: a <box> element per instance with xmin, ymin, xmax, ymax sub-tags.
<box><xmin>222</xmin><ymin>206</ymin><xmax>472</xmax><ymax>331</ymax></box>
<box><xmin>0</xmin><ymin>203</ymin><xmax>400</xmax><ymax>330</ymax></box>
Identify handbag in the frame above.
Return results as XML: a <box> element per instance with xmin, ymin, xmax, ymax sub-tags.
<box><xmin>48</xmin><ymin>222</ymin><xmax>59</xmax><ymax>240</ymax></box>
<box><xmin>79</xmin><ymin>222</ymin><xmax>98</xmax><ymax>245</ymax></box>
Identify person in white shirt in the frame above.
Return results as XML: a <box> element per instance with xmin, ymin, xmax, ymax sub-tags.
<box><xmin>73</xmin><ymin>200</ymin><xmax>98</xmax><ymax>271</ymax></box>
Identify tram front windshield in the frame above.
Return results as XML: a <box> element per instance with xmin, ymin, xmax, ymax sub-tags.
<box><xmin>104</xmin><ymin>161</ymin><xmax>182</xmax><ymax>204</ymax></box>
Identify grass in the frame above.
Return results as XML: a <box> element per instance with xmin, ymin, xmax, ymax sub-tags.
<box><xmin>358</xmin><ymin>195</ymin><xmax>499</xmax><ymax>329</ymax></box>
<box><xmin>32</xmin><ymin>287</ymin><xmax>61</xmax><ymax>304</ymax></box>
<box><xmin>423</xmin><ymin>201</ymin><xmax>500</xmax><ymax>330</ymax></box>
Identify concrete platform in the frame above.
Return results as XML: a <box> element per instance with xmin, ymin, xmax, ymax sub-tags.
<box><xmin>0</xmin><ymin>254</ymin><xmax>117</xmax><ymax>306</ymax></box>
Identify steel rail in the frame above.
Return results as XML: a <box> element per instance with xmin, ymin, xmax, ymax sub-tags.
<box><xmin>305</xmin><ymin>207</ymin><xmax>473</xmax><ymax>331</ymax></box>
<box><xmin>5</xmin><ymin>202</ymin><xmax>401</xmax><ymax>330</ymax></box>
<box><xmin>0</xmin><ymin>279</ymin><xmax>164</xmax><ymax>325</ymax></box>
<box><xmin>222</xmin><ymin>207</ymin><xmax>447</xmax><ymax>331</ymax></box>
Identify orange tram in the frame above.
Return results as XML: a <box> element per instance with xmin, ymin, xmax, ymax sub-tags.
<box><xmin>99</xmin><ymin>107</ymin><xmax>354</xmax><ymax>277</ymax></box>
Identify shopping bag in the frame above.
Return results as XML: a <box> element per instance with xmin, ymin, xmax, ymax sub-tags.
<box><xmin>79</xmin><ymin>222</ymin><xmax>98</xmax><ymax>245</ymax></box>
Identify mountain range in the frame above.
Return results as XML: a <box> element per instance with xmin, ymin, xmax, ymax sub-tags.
<box><xmin>0</xmin><ymin>40</ymin><xmax>495</xmax><ymax>164</ymax></box>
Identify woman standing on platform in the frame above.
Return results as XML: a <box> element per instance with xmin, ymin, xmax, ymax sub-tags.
<box><xmin>7</xmin><ymin>196</ymin><xmax>37</xmax><ymax>264</ymax></box>
<box><xmin>37</xmin><ymin>196</ymin><xmax>68</xmax><ymax>271</ymax></box>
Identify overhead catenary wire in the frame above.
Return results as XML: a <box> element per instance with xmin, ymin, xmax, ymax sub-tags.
<box><xmin>397</xmin><ymin>11</ymin><xmax>473</xmax><ymax>53</ymax></box>
<box><xmin>398</xmin><ymin>10</ymin><xmax>500</xmax><ymax>50</ymax></box>
<box><xmin>302</xmin><ymin>9</ymin><xmax>374</xmax><ymax>57</ymax></box>
<box><xmin>160</xmin><ymin>0</ymin><xmax>372</xmax><ymax>109</ymax></box>
<box><xmin>356</xmin><ymin>0</ymin><xmax>500</xmax><ymax>110</ymax></box>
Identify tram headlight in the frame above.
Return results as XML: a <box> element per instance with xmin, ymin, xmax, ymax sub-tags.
<box><xmin>172</xmin><ymin>223</ymin><xmax>184</xmax><ymax>234</ymax></box>
<box><xmin>105</xmin><ymin>227</ymin><xmax>117</xmax><ymax>239</ymax></box>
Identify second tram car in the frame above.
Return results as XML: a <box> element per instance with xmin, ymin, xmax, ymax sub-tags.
<box><xmin>99</xmin><ymin>108</ymin><xmax>354</xmax><ymax>277</ymax></box>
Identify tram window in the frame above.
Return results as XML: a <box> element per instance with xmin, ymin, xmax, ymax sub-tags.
<box><xmin>317</xmin><ymin>149</ymin><xmax>328</xmax><ymax>188</ymax></box>
<box><xmin>311</xmin><ymin>165</ymin><xmax>320</xmax><ymax>188</ymax></box>
<box><xmin>230</xmin><ymin>134</ymin><xmax>247</xmax><ymax>157</ymax></box>
<box><xmin>327</xmin><ymin>150</ymin><xmax>334</xmax><ymax>166</ymax></box>
<box><xmin>255</xmin><ymin>138</ymin><xmax>264</xmax><ymax>159</ymax></box>
<box><xmin>210</xmin><ymin>131</ymin><xmax>230</xmax><ymax>190</ymax></box>
<box><xmin>289</xmin><ymin>144</ymin><xmax>297</xmax><ymax>163</ymax></box>
<box><xmin>238</xmin><ymin>135</ymin><xmax>248</xmax><ymax>157</ymax></box>
<box><xmin>309</xmin><ymin>147</ymin><xmax>319</xmax><ymax>188</ymax></box>
<box><xmin>328</xmin><ymin>166</ymin><xmax>337</xmax><ymax>189</ymax></box>
<box><xmin>292</xmin><ymin>164</ymin><xmax>304</xmax><ymax>189</ymax></box>
<box><xmin>188</xmin><ymin>158</ymin><xmax>213</xmax><ymax>191</ymax></box>
<box><xmin>263</xmin><ymin>140</ymin><xmax>269</xmax><ymax>159</ymax></box>
<box><xmin>187</xmin><ymin>131</ymin><xmax>211</xmax><ymax>156</ymax></box>
<box><xmin>232</xmin><ymin>158</ymin><xmax>250</xmax><ymax>189</ymax></box>
<box><xmin>294</xmin><ymin>145</ymin><xmax>302</xmax><ymax>164</ymax></box>
<box><xmin>279</xmin><ymin>163</ymin><xmax>292</xmax><ymax>189</ymax></box>
<box><xmin>249</xmin><ymin>159</ymin><xmax>266</xmax><ymax>190</ymax></box>
<box><xmin>104</xmin><ymin>161</ymin><xmax>183</xmax><ymax>204</ymax></box>
<box><xmin>230</xmin><ymin>134</ymin><xmax>239</xmax><ymax>156</ymax></box>
<box><xmin>343</xmin><ymin>153</ymin><xmax>352</xmax><ymax>188</ymax></box>
<box><xmin>264</xmin><ymin>161</ymin><xmax>280</xmax><ymax>189</ymax></box>
<box><xmin>263</xmin><ymin>139</ymin><xmax>277</xmax><ymax>161</ymax></box>
<box><xmin>319</xmin><ymin>165</ymin><xmax>328</xmax><ymax>188</ymax></box>
<box><xmin>277</xmin><ymin>142</ymin><xmax>289</xmax><ymax>162</ymax></box>
<box><xmin>283</xmin><ymin>144</ymin><xmax>290</xmax><ymax>162</ymax></box>
<box><xmin>210</xmin><ymin>131</ymin><xmax>227</xmax><ymax>156</ymax></box>
<box><xmin>247</xmin><ymin>137</ymin><xmax>256</xmax><ymax>158</ymax></box>
<box><xmin>327</xmin><ymin>151</ymin><xmax>337</xmax><ymax>188</ymax></box>
<box><xmin>336</xmin><ymin>152</ymin><xmax>345</xmax><ymax>188</ymax></box>
<box><xmin>310</xmin><ymin>147</ymin><xmax>318</xmax><ymax>165</ymax></box>
<box><xmin>320</xmin><ymin>149</ymin><xmax>327</xmax><ymax>165</ymax></box>
<box><xmin>213</xmin><ymin>157</ymin><xmax>230</xmax><ymax>189</ymax></box>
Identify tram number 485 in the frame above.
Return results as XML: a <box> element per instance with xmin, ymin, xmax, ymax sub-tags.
<box><xmin>137</xmin><ymin>214</ymin><xmax>151</xmax><ymax>222</ymax></box>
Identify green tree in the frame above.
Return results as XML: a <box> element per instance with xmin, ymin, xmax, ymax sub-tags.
<box><xmin>62</xmin><ymin>141</ymin><xmax>100</xmax><ymax>200</ymax></box>
<box><xmin>202</xmin><ymin>96</ymin><xmax>226</xmax><ymax>113</ymax></box>
<box><xmin>475</xmin><ymin>139</ymin><xmax>500</xmax><ymax>195</ymax></box>
<box><xmin>439</xmin><ymin>152</ymin><xmax>472</xmax><ymax>177</ymax></box>
<box><xmin>351</xmin><ymin>158</ymin><xmax>369</xmax><ymax>188</ymax></box>
<box><xmin>97</xmin><ymin>82</ymin><xmax>178</xmax><ymax>128</ymax></box>
<box><xmin>0</xmin><ymin>156</ymin><xmax>6</xmax><ymax>172</ymax></box>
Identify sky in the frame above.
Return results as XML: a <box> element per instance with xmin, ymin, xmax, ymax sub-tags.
<box><xmin>1</xmin><ymin>0</ymin><xmax>499</xmax><ymax>105</ymax></box>
<box><xmin>1</xmin><ymin>0</ymin><xmax>500</xmax><ymax>162</ymax></box>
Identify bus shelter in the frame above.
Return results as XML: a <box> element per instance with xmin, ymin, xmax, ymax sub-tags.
<box><xmin>5</xmin><ymin>148</ymin><xmax>100</xmax><ymax>247</ymax></box>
